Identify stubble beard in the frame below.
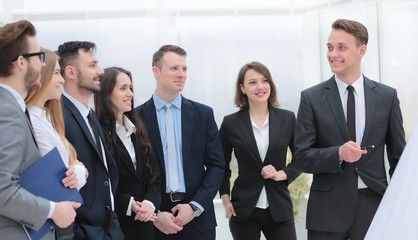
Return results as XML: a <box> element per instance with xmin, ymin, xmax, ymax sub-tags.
<box><xmin>24</xmin><ymin>64</ymin><xmax>41</xmax><ymax>92</ymax></box>
<box><xmin>77</xmin><ymin>72</ymin><xmax>100</xmax><ymax>93</ymax></box>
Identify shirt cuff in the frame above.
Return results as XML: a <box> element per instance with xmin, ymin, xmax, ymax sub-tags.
<box><xmin>126</xmin><ymin>197</ymin><xmax>134</xmax><ymax>216</ymax></box>
<box><xmin>47</xmin><ymin>201</ymin><xmax>55</xmax><ymax>218</ymax></box>
<box><xmin>142</xmin><ymin>199</ymin><xmax>156</xmax><ymax>211</ymax></box>
<box><xmin>73</xmin><ymin>164</ymin><xmax>87</xmax><ymax>190</ymax></box>
<box><xmin>190</xmin><ymin>201</ymin><xmax>204</xmax><ymax>212</ymax></box>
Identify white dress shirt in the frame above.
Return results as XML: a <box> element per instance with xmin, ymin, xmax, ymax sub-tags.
<box><xmin>251</xmin><ymin>114</ymin><xmax>270</xmax><ymax>209</ymax></box>
<box><xmin>335</xmin><ymin>75</ymin><xmax>367</xmax><ymax>189</ymax></box>
<box><xmin>29</xmin><ymin>106</ymin><xmax>87</xmax><ymax>190</ymax></box>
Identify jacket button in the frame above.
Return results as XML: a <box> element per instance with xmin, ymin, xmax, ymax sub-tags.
<box><xmin>104</xmin><ymin>181</ymin><xmax>109</xmax><ymax>187</ymax></box>
<box><xmin>105</xmin><ymin>206</ymin><xmax>110</xmax><ymax>211</ymax></box>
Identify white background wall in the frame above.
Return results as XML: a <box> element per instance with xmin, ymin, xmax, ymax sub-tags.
<box><xmin>2</xmin><ymin>0</ymin><xmax>417</xmax><ymax>239</ymax></box>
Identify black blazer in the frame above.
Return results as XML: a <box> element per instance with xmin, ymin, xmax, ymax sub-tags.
<box><xmin>112</xmin><ymin>133</ymin><xmax>161</xmax><ymax>220</ymax></box>
<box><xmin>219</xmin><ymin>105</ymin><xmax>300</xmax><ymax>222</ymax></box>
<box><xmin>135</xmin><ymin>95</ymin><xmax>224</xmax><ymax>233</ymax></box>
<box><xmin>62</xmin><ymin>95</ymin><xmax>120</xmax><ymax>239</ymax></box>
<box><xmin>294</xmin><ymin>76</ymin><xmax>405</xmax><ymax>232</ymax></box>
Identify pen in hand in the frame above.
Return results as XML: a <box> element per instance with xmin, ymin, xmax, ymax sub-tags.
<box><xmin>362</xmin><ymin>145</ymin><xmax>375</xmax><ymax>150</ymax></box>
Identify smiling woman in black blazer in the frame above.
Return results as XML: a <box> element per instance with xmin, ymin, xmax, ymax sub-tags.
<box><xmin>219</xmin><ymin>61</ymin><xmax>300</xmax><ymax>240</ymax></box>
<box><xmin>94</xmin><ymin>67</ymin><xmax>161</xmax><ymax>240</ymax></box>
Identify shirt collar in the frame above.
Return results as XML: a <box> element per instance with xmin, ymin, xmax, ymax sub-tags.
<box><xmin>28</xmin><ymin>106</ymin><xmax>44</xmax><ymax>118</ymax></box>
<box><xmin>0</xmin><ymin>83</ymin><xmax>26</xmax><ymax>112</ymax></box>
<box><xmin>63</xmin><ymin>91</ymin><xmax>91</xmax><ymax>118</ymax></box>
<box><xmin>152</xmin><ymin>93</ymin><xmax>182</xmax><ymax>111</ymax></box>
<box><xmin>250</xmin><ymin>113</ymin><xmax>270</xmax><ymax>128</ymax></box>
<box><xmin>335</xmin><ymin>75</ymin><xmax>364</xmax><ymax>96</ymax></box>
<box><xmin>116</xmin><ymin>115</ymin><xmax>135</xmax><ymax>137</ymax></box>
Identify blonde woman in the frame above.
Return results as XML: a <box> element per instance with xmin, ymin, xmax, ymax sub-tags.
<box><xmin>25</xmin><ymin>48</ymin><xmax>88</xmax><ymax>190</ymax></box>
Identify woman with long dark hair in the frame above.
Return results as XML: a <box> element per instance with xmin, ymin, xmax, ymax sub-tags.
<box><xmin>94</xmin><ymin>67</ymin><xmax>160</xmax><ymax>240</ymax></box>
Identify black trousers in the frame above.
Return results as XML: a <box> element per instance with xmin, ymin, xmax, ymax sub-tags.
<box><xmin>308</xmin><ymin>188</ymin><xmax>382</xmax><ymax>240</ymax></box>
<box><xmin>229</xmin><ymin>207</ymin><xmax>296</xmax><ymax>240</ymax></box>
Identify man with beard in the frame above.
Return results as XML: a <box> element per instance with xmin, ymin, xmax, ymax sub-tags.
<box><xmin>0</xmin><ymin>20</ymin><xmax>80</xmax><ymax>239</ymax></box>
<box><xmin>57</xmin><ymin>41</ymin><xmax>123</xmax><ymax>240</ymax></box>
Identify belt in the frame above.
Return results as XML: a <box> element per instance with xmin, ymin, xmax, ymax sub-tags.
<box><xmin>166</xmin><ymin>192</ymin><xmax>186</xmax><ymax>202</ymax></box>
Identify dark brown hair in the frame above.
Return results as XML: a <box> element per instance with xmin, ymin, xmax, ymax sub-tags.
<box><xmin>234</xmin><ymin>61</ymin><xmax>279</xmax><ymax>109</ymax></box>
<box><xmin>56</xmin><ymin>41</ymin><xmax>96</xmax><ymax>77</ymax></box>
<box><xmin>94</xmin><ymin>67</ymin><xmax>158</xmax><ymax>184</ymax></box>
<box><xmin>332</xmin><ymin>19</ymin><xmax>368</xmax><ymax>46</ymax></box>
<box><xmin>0</xmin><ymin>20</ymin><xmax>36</xmax><ymax>77</ymax></box>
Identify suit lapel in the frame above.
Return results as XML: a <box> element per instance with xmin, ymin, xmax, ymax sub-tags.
<box><xmin>324</xmin><ymin>78</ymin><xmax>351</xmax><ymax>141</ymax></box>
<box><xmin>24</xmin><ymin>109</ymin><xmax>39</xmax><ymax>149</ymax></box>
<box><xmin>265</xmin><ymin>106</ymin><xmax>281</xmax><ymax>164</ymax></box>
<box><xmin>0</xmin><ymin>88</ymin><xmax>39</xmax><ymax>149</ymax></box>
<box><xmin>238</xmin><ymin>110</ymin><xmax>263</xmax><ymax>164</ymax></box>
<box><xmin>62</xmin><ymin>96</ymin><xmax>104</xmax><ymax>162</ymax></box>
<box><xmin>361</xmin><ymin>77</ymin><xmax>377</xmax><ymax>146</ymax></box>
<box><xmin>132</xmin><ymin>136</ymin><xmax>145</xmax><ymax>180</ymax></box>
<box><xmin>181</xmin><ymin>97</ymin><xmax>194</xmax><ymax>171</ymax></box>
<box><xmin>142</xmin><ymin>98</ymin><xmax>165</xmax><ymax>171</ymax></box>
<box><xmin>116</xmin><ymin>135</ymin><xmax>140</xmax><ymax>180</ymax></box>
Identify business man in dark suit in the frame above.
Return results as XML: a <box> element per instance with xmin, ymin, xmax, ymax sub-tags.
<box><xmin>0</xmin><ymin>20</ymin><xmax>79</xmax><ymax>239</ymax></box>
<box><xmin>135</xmin><ymin>45</ymin><xmax>224</xmax><ymax>240</ymax></box>
<box><xmin>219</xmin><ymin>61</ymin><xmax>300</xmax><ymax>240</ymax></box>
<box><xmin>58</xmin><ymin>41</ymin><xmax>123</xmax><ymax>240</ymax></box>
<box><xmin>294</xmin><ymin>19</ymin><xmax>405</xmax><ymax>240</ymax></box>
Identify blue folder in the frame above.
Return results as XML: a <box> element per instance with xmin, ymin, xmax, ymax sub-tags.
<box><xmin>20</xmin><ymin>147</ymin><xmax>83</xmax><ymax>240</ymax></box>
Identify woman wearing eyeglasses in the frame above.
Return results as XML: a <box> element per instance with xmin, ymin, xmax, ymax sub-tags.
<box><xmin>25</xmin><ymin>48</ymin><xmax>88</xmax><ymax>237</ymax></box>
<box><xmin>94</xmin><ymin>67</ymin><xmax>160</xmax><ymax>240</ymax></box>
<box><xmin>219</xmin><ymin>61</ymin><xmax>300</xmax><ymax>240</ymax></box>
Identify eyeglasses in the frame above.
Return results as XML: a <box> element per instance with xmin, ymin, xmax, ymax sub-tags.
<box><xmin>12</xmin><ymin>51</ymin><xmax>46</xmax><ymax>63</ymax></box>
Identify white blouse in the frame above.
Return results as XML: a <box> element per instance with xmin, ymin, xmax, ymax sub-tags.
<box><xmin>29</xmin><ymin>106</ymin><xmax>87</xmax><ymax>190</ymax></box>
<box><xmin>116</xmin><ymin>116</ymin><xmax>136</xmax><ymax>169</ymax></box>
<box><xmin>250</xmin><ymin>114</ymin><xmax>270</xmax><ymax>209</ymax></box>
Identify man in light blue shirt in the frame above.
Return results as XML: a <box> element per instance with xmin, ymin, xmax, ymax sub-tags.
<box><xmin>136</xmin><ymin>45</ymin><xmax>224</xmax><ymax>240</ymax></box>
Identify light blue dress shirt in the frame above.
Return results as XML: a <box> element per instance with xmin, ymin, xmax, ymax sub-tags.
<box><xmin>152</xmin><ymin>94</ymin><xmax>186</xmax><ymax>193</ymax></box>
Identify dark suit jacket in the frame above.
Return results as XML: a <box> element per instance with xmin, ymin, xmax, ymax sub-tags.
<box><xmin>219</xmin><ymin>106</ymin><xmax>300</xmax><ymax>222</ymax></box>
<box><xmin>135</xmin><ymin>95</ymin><xmax>224</xmax><ymax>233</ymax></box>
<box><xmin>111</xmin><ymin>133</ymin><xmax>161</xmax><ymax>235</ymax></box>
<box><xmin>294</xmin><ymin>76</ymin><xmax>405</xmax><ymax>232</ymax></box>
<box><xmin>62</xmin><ymin>95</ymin><xmax>121</xmax><ymax>240</ymax></box>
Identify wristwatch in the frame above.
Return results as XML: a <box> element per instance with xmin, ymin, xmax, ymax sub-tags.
<box><xmin>189</xmin><ymin>203</ymin><xmax>202</xmax><ymax>217</ymax></box>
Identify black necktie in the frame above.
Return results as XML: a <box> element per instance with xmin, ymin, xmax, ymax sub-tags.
<box><xmin>87</xmin><ymin>110</ymin><xmax>103</xmax><ymax>159</ymax></box>
<box><xmin>25</xmin><ymin>108</ymin><xmax>31</xmax><ymax>123</ymax></box>
<box><xmin>347</xmin><ymin>85</ymin><xmax>356</xmax><ymax>142</ymax></box>
<box><xmin>25</xmin><ymin>108</ymin><xmax>38</xmax><ymax>148</ymax></box>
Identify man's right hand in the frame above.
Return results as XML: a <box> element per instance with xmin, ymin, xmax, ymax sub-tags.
<box><xmin>339</xmin><ymin>141</ymin><xmax>367</xmax><ymax>163</ymax></box>
<box><xmin>50</xmin><ymin>201</ymin><xmax>81</xmax><ymax>228</ymax></box>
<box><xmin>153</xmin><ymin>211</ymin><xmax>183</xmax><ymax>235</ymax></box>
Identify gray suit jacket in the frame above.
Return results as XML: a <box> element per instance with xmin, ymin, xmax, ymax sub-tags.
<box><xmin>0</xmin><ymin>87</ymin><xmax>50</xmax><ymax>239</ymax></box>
<box><xmin>294</xmin><ymin>76</ymin><xmax>405</xmax><ymax>232</ymax></box>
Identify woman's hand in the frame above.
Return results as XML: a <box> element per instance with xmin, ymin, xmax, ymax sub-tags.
<box><xmin>221</xmin><ymin>194</ymin><xmax>236</xmax><ymax>219</ymax></box>
<box><xmin>261</xmin><ymin>165</ymin><xmax>287</xmax><ymax>181</ymax></box>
